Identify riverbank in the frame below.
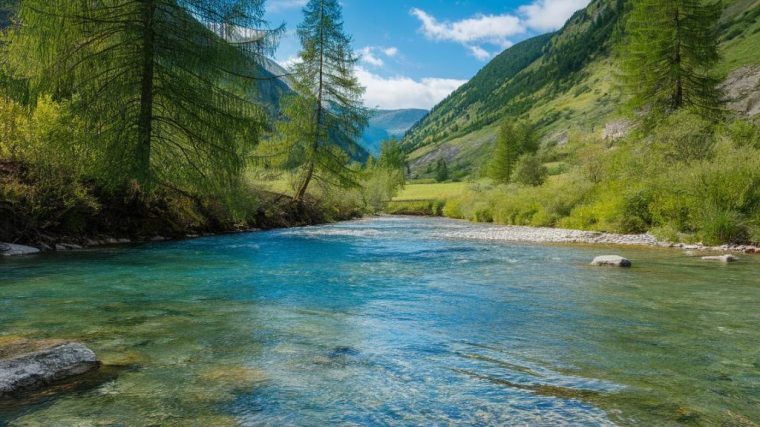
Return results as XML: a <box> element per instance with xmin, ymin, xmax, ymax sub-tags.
<box><xmin>1</xmin><ymin>189</ymin><xmax>362</xmax><ymax>256</ymax></box>
<box><xmin>384</xmin><ymin>215</ymin><xmax>760</xmax><ymax>255</ymax></box>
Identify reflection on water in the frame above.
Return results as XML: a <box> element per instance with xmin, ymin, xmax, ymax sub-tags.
<box><xmin>0</xmin><ymin>216</ymin><xmax>758</xmax><ymax>425</ymax></box>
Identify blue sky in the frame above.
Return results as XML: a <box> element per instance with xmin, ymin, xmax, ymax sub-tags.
<box><xmin>266</xmin><ymin>0</ymin><xmax>590</xmax><ymax>110</ymax></box>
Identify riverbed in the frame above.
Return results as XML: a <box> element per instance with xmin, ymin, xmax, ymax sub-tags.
<box><xmin>1</xmin><ymin>216</ymin><xmax>758</xmax><ymax>425</ymax></box>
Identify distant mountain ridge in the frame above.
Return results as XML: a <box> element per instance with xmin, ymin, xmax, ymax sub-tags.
<box><xmin>360</xmin><ymin>109</ymin><xmax>428</xmax><ymax>155</ymax></box>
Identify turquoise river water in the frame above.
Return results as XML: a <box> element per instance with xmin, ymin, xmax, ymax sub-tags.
<box><xmin>0</xmin><ymin>216</ymin><xmax>758</xmax><ymax>426</ymax></box>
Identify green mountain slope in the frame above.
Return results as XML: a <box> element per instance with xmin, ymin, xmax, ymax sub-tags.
<box><xmin>403</xmin><ymin>0</ymin><xmax>760</xmax><ymax>179</ymax></box>
<box><xmin>403</xmin><ymin>0</ymin><xmax>624</xmax><ymax>155</ymax></box>
<box><xmin>361</xmin><ymin>109</ymin><xmax>428</xmax><ymax>155</ymax></box>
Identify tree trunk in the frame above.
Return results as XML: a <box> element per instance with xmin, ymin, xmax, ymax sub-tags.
<box><xmin>294</xmin><ymin>0</ymin><xmax>325</xmax><ymax>202</ymax></box>
<box><xmin>137</xmin><ymin>0</ymin><xmax>156</xmax><ymax>185</ymax></box>
<box><xmin>672</xmin><ymin>3</ymin><xmax>683</xmax><ymax>109</ymax></box>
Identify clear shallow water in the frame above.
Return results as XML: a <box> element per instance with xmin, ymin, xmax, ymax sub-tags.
<box><xmin>0</xmin><ymin>216</ymin><xmax>758</xmax><ymax>426</ymax></box>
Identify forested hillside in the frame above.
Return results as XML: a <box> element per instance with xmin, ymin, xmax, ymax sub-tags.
<box><xmin>391</xmin><ymin>0</ymin><xmax>760</xmax><ymax>246</ymax></box>
<box><xmin>403</xmin><ymin>0</ymin><xmax>760</xmax><ymax>177</ymax></box>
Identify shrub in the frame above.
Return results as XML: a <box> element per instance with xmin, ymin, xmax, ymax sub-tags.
<box><xmin>651</xmin><ymin>110</ymin><xmax>715</xmax><ymax>163</ymax></box>
<box><xmin>511</xmin><ymin>154</ymin><xmax>548</xmax><ymax>186</ymax></box>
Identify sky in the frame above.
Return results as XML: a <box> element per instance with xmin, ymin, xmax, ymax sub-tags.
<box><xmin>265</xmin><ymin>0</ymin><xmax>591</xmax><ymax>110</ymax></box>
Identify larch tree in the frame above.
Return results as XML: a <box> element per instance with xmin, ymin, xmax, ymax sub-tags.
<box><xmin>487</xmin><ymin>120</ymin><xmax>536</xmax><ymax>184</ymax></box>
<box><xmin>4</xmin><ymin>0</ymin><xmax>279</xmax><ymax>192</ymax></box>
<box><xmin>268</xmin><ymin>0</ymin><xmax>367</xmax><ymax>202</ymax></box>
<box><xmin>620</xmin><ymin>0</ymin><xmax>722</xmax><ymax>118</ymax></box>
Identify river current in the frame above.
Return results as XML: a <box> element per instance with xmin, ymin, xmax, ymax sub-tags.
<box><xmin>1</xmin><ymin>216</ymin><xmax>758</xmax><ymax>425</ymax></box>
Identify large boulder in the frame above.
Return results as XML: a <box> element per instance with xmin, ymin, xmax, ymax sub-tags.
<box><xmin>0</xmin><ymin>339</ymin><xmax>100</xmax><ymax>398</ymax></box>
<box><xmin>0</xmin><ymin>243</ymin><xmax>40</xmax><ymax>257</ymax></box>
<box><xmin>591</xmin><ymin>255</ymin><xmax>632</xmax><ymax>268</ymax></box>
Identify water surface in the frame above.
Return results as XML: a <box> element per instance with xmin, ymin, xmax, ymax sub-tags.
<box><xmin>1</xmin><ymin>216</ymin><xmax>758</xmax><ymax>425</ymax></box>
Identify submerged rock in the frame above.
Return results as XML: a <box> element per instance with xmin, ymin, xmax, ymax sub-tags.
<box><xmin>591</xmin><ymin>255</ymin><xmax>632</xmax><ymax>268</ymax></box>
<box><xmin>0</xmin><ymin>243</ymin><xmax>41</xmax><ymax>257</ymax></box>
<box><xmin>0</xmin><ymin>340</ymin><xmax>100</xmax><ymax>398</ymax></box>
<box><xmin>701</xmin><ymin>255</ymin><xmax>738</xmax><ymax>263</ymax></box>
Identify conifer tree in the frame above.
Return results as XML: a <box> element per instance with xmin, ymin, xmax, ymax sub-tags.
<box><xmin>269</xmin><ymin>0</ymin><xmax>367</xmax><ymax>202</ymax></box>
<box><xmin>620</xmin><ymin>0</ymin><xmax>722</xmax><ymax>118</ymax></box>
<box><xmin>435</xmin><ymin>159</ymin><xmax>449</xmax><ymax>182</ymax></box>
<box><xmin>488</xmin><ymin>121</ymin><xmax>536</xmax><ymax>184</ymax></box>
<box><xmin>5</xmin><ymin>0</ymin><xmax>278</xmax><ymax>192</ymax></box>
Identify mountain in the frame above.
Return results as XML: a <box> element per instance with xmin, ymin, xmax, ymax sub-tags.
<box><xmin>360</xmin><ymin>109</ymin><xmax>428</xmax><ymax>155</ymax></box>
<box><xmin>402</xmin><ymin>0</ymin><xmax>760</xmax><ymax>179</ymax></box>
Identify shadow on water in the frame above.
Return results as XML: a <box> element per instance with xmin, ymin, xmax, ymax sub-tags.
<box><xmin>0</xmin><ymin>364</ymin><xmax>136</xmax><ymax>422</ymax></box>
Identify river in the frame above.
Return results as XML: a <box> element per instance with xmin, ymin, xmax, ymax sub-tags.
<box><xmin>1</xmin><ymin>216</ymin><xmax>758</xmax><ymax>425</ymax></box>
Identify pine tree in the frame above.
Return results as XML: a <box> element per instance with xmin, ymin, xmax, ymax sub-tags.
<box><xmin>488</xmin><ymin>120</ymin><xmax>536</xmax><ymax>184</ymax></box>
<box><xmin>271</xmin><ymin>0</ymin><xmax>367</xmax><ymax>202</ymax></box>
<box><xmin>4</xmin><ymin>0</ymin><xmax>278</xmax><ymax>192</ymax></box>
<box><xmin>378</xmin><ymin>138</ymin><xmax>406</xmax><ymax>172</ymax></box>
<box><xmin>435</xmin><ymin>159</ymin><xmax>449</xmax><ymax>182</ymax></box>
<box><xmin>620</xmin><ymin>0</ymin><xmax>722</xmax><ymax>118</ymax></box>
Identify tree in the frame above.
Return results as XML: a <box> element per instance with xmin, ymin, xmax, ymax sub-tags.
<box><xmin>511</xmin><ymin>154</ymin><xmax>548</xmax><ymax>186</ymax></box>
<box><xmin>488</xmin><ymin>120</ymin><xmax>536</xmax><ymax>184</ymax></box>
<box><xmin>275</xmin><ymin>0</ymin><xmax>367</xmax><ymax>202</ymax></box>
<box><xmin>435</xmin><ymin>158</ymin><xmax>449</xmax><ymax>182</ymax></box>
<box><xmin>378</xmin><ymin>138</ymin><xmax>405</xmax><ymax>172</ymax></box>
<box><xmin>620</xmin><ymin>0</ymin><xmax>722</xmax><ymax>118</ymax></box>
<box><xmin>4</xmin><ymin>0</ymin><xmax>278</xmax><ymax>192</ymax></box>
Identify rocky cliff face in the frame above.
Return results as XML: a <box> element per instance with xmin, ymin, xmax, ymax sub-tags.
<box><xmin>722</xmin><ymin>65</ymin><xmax>760</xmax><ymax>118</ymax></box>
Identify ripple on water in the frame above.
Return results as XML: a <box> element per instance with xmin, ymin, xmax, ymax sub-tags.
<box><xmin>1</xmin><ymin>216</ymin><xmax>759</xmax><ymax>425</ymax></box>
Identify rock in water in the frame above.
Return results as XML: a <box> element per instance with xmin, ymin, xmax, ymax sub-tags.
<box><xmin>591</xmin><ymin>255</ymin><xmax>632</xmax><ymax>268</ymax></box>
<box><xmin>701</xmin><ymin>255</ymin><xmax>738</xmax><ymax>263</ymax></box>
<box><xmin>0</xmin><ymin>342</ymin><xmax>100</xmax><ymax>398</ymax></box>
<box><xmin>0</xmin><ymin>243</ymin><xmax>41</xmax><ymax>257</ymax></box>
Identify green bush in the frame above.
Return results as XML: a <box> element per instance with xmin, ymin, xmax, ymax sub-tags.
<box><xmin>511</xmin><ymin>154</ymin><xmax>548</xmax><ymax>186</ymax></box>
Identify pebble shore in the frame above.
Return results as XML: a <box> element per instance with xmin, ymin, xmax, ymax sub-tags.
<box><xmin>432</xmin><ymin>224</ymin><xmax>760</xmax><ymax>254</ymax></box>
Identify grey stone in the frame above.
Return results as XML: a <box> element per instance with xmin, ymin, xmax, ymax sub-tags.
<box><xmin>0</xmin><ymin>342</ymin><xmax>99</xmax><ymax>398</ymax></box>
<box><xmin>701</xmin><ymin>255</ymin><xmax>738</xmax><ymax>263</ymax></box>
<box><xmin>603</xmin><ymin>120</ymin><xmax>632</xmax><ymax>141</ymax></box>
<box><xmin>591</xmin><ymin>255</ymin><xmax>632</xmax><ymax>267</ymax></box>
<box><xmin>0</xmin><ymin>243</ymin><xmax>41</xmax><ymax>257</ymax></box>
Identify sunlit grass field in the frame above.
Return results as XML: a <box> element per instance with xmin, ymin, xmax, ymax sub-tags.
<box><xmin>393</xmin><ymin>181</ymin><xmax>472</xmax><ymax>201</ymax></box>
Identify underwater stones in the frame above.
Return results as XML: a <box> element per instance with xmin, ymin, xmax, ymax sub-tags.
<box><xmin>591</xmin><ymin>255</ymin><xmax>632</xmax><ymax>268</ymax></box>
<box><xmin>55</xmin><ymin>243</ymin><xmax>83</xmax><ymax>251</ymax></box>
<box><xmin>0</xmin><ymin>243</ymin><xmax>41</xmax><ymax>257</ymax></box>
<box><xmin>0</xmin><ymin>340</ymin><xmax>100</xmax><ymax>398</ymax></box>
<box><xmin>701</xmin><ymin>255</ymin><xmax>738</xmax><ymax>263</ymax></box>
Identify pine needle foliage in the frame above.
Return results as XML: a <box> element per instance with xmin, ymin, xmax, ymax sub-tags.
<box><xmin>488</xmin><ymin>121</ymin><xmax>537</xmax><ymax>184</ymax></box>
<box><xmin>620</xmin><ymin>0</ymin><xmax>723</xmax><ymax>120</ymax></box>
<box><xmin>5</xmin><ymin>0</ymin><xmax>279</xmax><ymax>193</ymax></box>
<box><xmin>266</xmin><ymin>0</ymin><xmax>367</xmax><ymax>202</ymax></box>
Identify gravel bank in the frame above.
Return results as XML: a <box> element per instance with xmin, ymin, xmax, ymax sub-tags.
<box><xmin>427</xmin><ymin>221</ymin><xmax>760</xmax><ymax>254</ymax></box>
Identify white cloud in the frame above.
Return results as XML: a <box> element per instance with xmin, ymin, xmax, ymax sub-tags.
<box><xmin>410</xmin><ymin>8</ymin><xmax>524</xmax><ymax>47</ymax></box>
<box><xmin>356</xmin><ymin>67</ymin><xmax>466</xmax><ymax>110</ymax></box>
<box><xmin>359</xmin><ymin>47</ymin><xmax>384</xmax><ymax>67</ymax></box>
<box><xmin>267</xmin><ymin>0</ymin><xmax>307</xmax><ymax>12</ymax></box>
<box><xmin>468</xmin><ymin>45</ymin><xmax>492</xmax><ymax>61</ymax></box>
<box><xmin>519</xmin><ymin>0</ymin><xmax>591</xmax><ymax>32</ymax></box>
<box><xmin>382</xmin><ymin>47</ymin><xmax>399</xmax><ymax>57</ymax></box>
<box><xmin>411</xmin><ymin>0</ymin><xmax>591</xmax><ymax>59</ymax></box>
<box><xmin>359</xmin><ymin>46</ymin><xmax>401</xmax><ymax>68</ymax></box>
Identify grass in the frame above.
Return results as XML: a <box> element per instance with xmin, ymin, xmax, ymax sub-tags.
<box><xmin>393</xmin><ymin>181</ymin><xmax>472</xmax><ymax>202</ymax></box>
